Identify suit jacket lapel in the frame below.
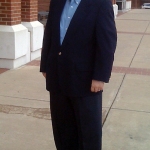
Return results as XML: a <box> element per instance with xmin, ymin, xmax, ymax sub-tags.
<box><xmin>62</xmin><ymin>0</ymin><xmax>92</xmax><ymax>46</ymax></box>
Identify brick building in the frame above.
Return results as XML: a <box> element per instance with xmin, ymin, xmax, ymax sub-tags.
<box><xmin>38</xmin><ymin>0</ymin><xmax>50</xmax><ymax>12</ymax></box>
<box><xmin>132</xmin><ymin>0</ymin><xmax>150</xmax><ymax>8</ymax></box>
<box><xmin>0</xmin><ymin>0</ymin><xmax>44</xmax><ymax>69</ymax></box>
<box><xmin>116</xmin><ymin>0</ymin><xmax>132</xmax><ymax>11</ymax></box>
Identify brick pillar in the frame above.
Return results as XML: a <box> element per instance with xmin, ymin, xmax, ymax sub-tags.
<box><xmin>38</xmin><ymin>0</ymin><xmax>50</xmax><ymax>11</ymax></box>
<box><xmin>21</xmin><ymin>0</ymin><xmax>44</xmax><ymax>61</ymax></box>
<box><xmin>0</xmin><ymin>0</ymin><xmax>29</xmax><ymax>69</ymax></box>
<box><xmin>21</xmin><ymin>0</ymin><xmax>38</xmax><ymax>22</ymax></box>
<box><xmin>0</xmin><ymin>0</ymin><xmax>21</xmax><ymax>26</ymax></box>
<box><xmin>112</xmin><ymin>0</ymin><xmax>116</xmax><ymax>4</ymax></box>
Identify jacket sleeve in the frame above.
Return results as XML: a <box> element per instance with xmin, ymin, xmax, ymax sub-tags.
<box><xmin>92</xmin><ymin>0</ymin><xmax>117</xmax><ymax>83</ymax></box>
<box><xmin>40</xmin><ymin>0</ymin><xmax>54</xmax><ymax>72</ymax></box>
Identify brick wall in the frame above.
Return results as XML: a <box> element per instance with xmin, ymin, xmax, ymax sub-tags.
<box><xmin>21</xmin><ymin>0</ymin><xmax>38</xmax><ymax>22</ymax></box>
<box><xmin>132</xmin><ymin>0</ymin><xmax>150</xmax><ymax>8</ymax></box>
<box><xmin>0</xmin><ymin>0</ymin><xmax>21</xmax><ymax>26</ymax></box>
<box><xmin>38</xmin><ymin>0</ymin><xmax>50</xmax><ymax>11</ymax></box>
<box><xmin>131</xmin><ymin>0</ymin><xmax>140</xmax><ymax>8</ymax></box>
<box><xmin>141</xmin><ymin>0</ymin><xmax>150</xmax><ymax>5</ymax></box>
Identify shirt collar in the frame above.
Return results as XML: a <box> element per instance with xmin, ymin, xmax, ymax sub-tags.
<box><xmin>70</xmin><ymin>0</ymin><xmax>81</xmax><ymax>5</ymax></box>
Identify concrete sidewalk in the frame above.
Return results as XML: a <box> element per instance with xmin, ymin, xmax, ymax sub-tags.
<box><xmin>0</xmin><ymin>9</ymin><xmax>150</xmax><ymax>150</ymax></box>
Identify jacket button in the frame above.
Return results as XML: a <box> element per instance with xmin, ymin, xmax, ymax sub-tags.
<box><xmin>58</xmin><ymin>52</ymin><xmax>62</xmax><ymax>55</ymax></box>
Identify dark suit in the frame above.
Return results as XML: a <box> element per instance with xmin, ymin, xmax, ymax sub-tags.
<box><xmin>40</xmin><ymin>0</ymin><xmax>117</xmax><ymax>149</ymax></box>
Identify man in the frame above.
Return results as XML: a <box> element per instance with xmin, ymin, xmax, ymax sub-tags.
<box><xmin>40</xmin><ymin>0</ymin><xmax>117</xmax><ymax>149</ymax></box>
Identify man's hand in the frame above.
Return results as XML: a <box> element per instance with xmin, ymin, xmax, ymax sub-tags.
<box><xmin>91</xmin><ymin>80</ymin><xmax>104</xmax><ymax>92</ymax></box>
<box><xmin>42</xmin><ymin>72</ymin><xmax>46</xmax><ymax>78</ymax></box>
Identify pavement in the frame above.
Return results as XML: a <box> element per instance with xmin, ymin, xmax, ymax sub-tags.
<box><xmin>0</xmin><ymin>9</ymin><xmax>150</xmax><ymax>150</ymax></box>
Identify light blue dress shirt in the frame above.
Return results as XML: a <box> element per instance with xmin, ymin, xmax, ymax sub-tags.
<box><xmin>60</xmin><ymin>0</ymin><xmax>81</xmax><ymax>45</ymax></box>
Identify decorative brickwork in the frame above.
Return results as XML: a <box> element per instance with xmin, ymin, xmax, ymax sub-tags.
<box><xmin>0</xmin><ymin>68</ymin><xmax>9</xmax><ymax>74</ymax></box>
<box><xmin>26</xmin><ymin>60</ymin><xmax>150</xmax><ymax>77</ymax></box>
<box><xmin>0</xmin><ymin>0</ymin><xmax>21</xmax><ymax>26</ymax></box>
<box><xmin>21</xmin><ymin>0</ymin><xmax>38</xmax><ymax>22</ymax></box>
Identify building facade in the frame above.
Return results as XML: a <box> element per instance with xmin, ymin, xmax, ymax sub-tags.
<box><xmin>132</xmin><ymin>0</ymin><xmax>150</xmax><ymax>8</ymax></box>
<box><xmin>0</xmin><ymin>0</ymin><xmax>44</xmax><ymax>69</ymax></box>
<box><xmin>38</xmin><ymin>0</ymin><xmax>50</xmax><ymax>12</ymax></box>
<box><xmin>116</xmin><ymin>0</ymin><xmax>132</xmax><ymax>11</ymax></box>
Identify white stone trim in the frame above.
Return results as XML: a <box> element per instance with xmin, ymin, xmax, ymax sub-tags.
<box><xmin>0</xmin><ymin>24</ymin><xmax>31</xmax><ymax>69</ymax></box>
<box><xmin>22</xmin><ymin>21</ymin><xmax>44</xmax><ymax>53</ymax></box>
<box><xmin>0</xmin><ymin>24</ymin><xmax>28</xmax><ymax>60</ymax></box>
<box><xmin>0</xmin><ymin>21</ymin><xmax>44</xmax><ymax>69</ymax></box>
<box><xmin>113</xmin><ymin>4</ymin><xmax>118</xmax><ymax>19</ymax></box>
<box><xmin>126</xmin><ymin>1</ymin><xmax>131</xmax><ymax>10</ymax></box>
<box><xmin>31</xmin><ymin>49</ymin><xmax>41</xmax><ymax>61</ymax></box>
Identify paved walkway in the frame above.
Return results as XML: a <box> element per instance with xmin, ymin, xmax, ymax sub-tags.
<box><xmin>0</xmin><ymin>9</ymin><xmax>150</xmax><ymax>150</ymax></box>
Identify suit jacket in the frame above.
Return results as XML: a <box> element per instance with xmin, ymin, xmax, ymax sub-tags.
<box><xmin>40</xmin><ymin>0</ymin><xmax>117</xmax><ymax>97</ymax></box>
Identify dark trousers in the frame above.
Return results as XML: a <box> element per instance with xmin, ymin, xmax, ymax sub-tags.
<box><xmin>50</xmin><ymin>92</ymin><xmax>102</xmax><ymax>150</ymax></box>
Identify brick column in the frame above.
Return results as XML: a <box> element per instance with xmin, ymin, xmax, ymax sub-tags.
<box><xmin>38</xmin><ymin>0</ymin><xmax>50</xmax><ymax>11</ymax></box>
<box><xmin>21</xmin><ymin>0</ymin><xmax>37</xmax><ymax>22</ymax></box>
<box><xmin>21</xmin><ymin>0</ymin><xmax>44</xmax><ymax>61</ymax></box>
<box><xmin>0</xmin><ymin>0</ymin><xmax>29</xmax><ymax>69</ymax></box>
<box><xmin>112</xmin><ymin>0</ymin><xmax>116</xmax><ymax>4</ymax></box>
<box><xmin>0</xmin><ymin>0</ymin><xmax>21</xmax><ymax>26</ymax></box>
